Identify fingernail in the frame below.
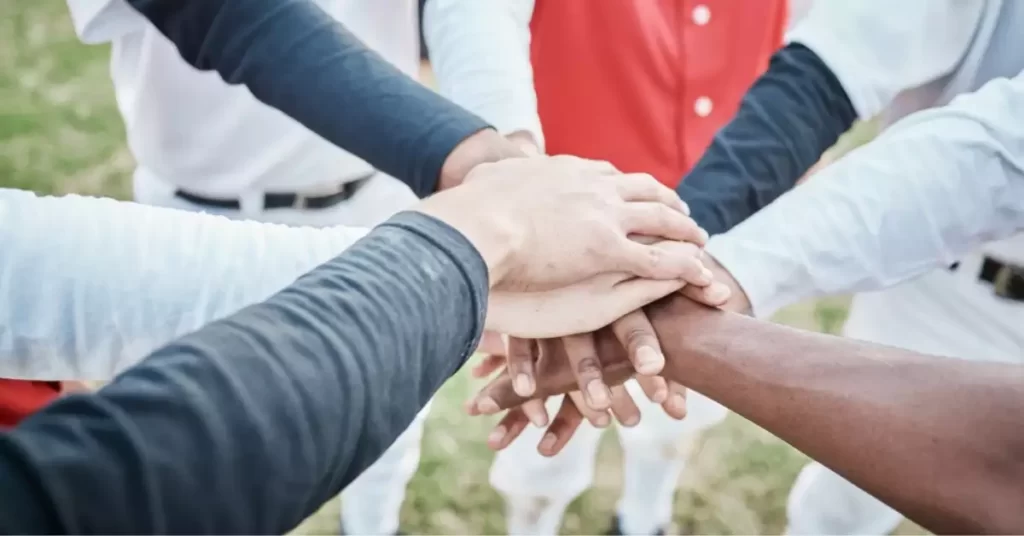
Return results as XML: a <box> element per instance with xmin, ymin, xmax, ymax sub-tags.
<box><xmin>707</xmin><ymin>282</ymin><xmax>732</xmax><ymax>304</ymax></box>
<box><xmin>464</xmin><ymin>398</ymin><xmax>479</xmax><ymax>415</ymax></box>
<box><xmin>651</xmin><ymin>387</ymin><xmax>668</xmax><ymax>404</ymax></box>
<box><xmin>671</xmin><ymin>394</ymin><xmax>687</xmax><ymax>413</ymax></box>
<box><xmin>488</xmin><ymin>426</ymin><xmax>507</xmax><ymax>445</ymax></box>
<box><xmin>539</xmin><ymin>432</ymin><xmax>557</xmax><ymax>453</ymax></box>
<box><xmin>528</xmin><ymin>410</ymin><xmax>549</xmax><ymax>428</ymax></box>
<box><xmin>586</xmin><ymin>381</ymin><xmax>610</xmax><ymax>408</ymax></box>
<box><xmin>679</xmin><ymin>200</ymin><xmax>691</xmax><ymax>215</ymax></box>
<box><xmin>699</xmin><ymin>228</ymin><xmax>710</xmax><ymax>243</ymax></box>
<box><xmin>476</xmin><ymin>397</ymin><xmax>500</xmax><ymax>414</ymax></box>
<box><xmin>699</xmin><ymin>267</ymin><xmax>713</xmax><ymax>285</ymax></box>
<box><xmin>635</xmin><ymin>346</ymin><xmax>663</xmax><ymax>375</ymax></box>
<box><xmin>622</xmin><ymin>414</ymin><xmax>640</xmax><ymax>427</ymax></box>
<box><xmin>514</xmin><ymin>373</ymin><xmax>534</xmax><ymax>396</ymax></box>
<box><xmin>594</xmin><ymin>413</ymin><xmax>611</xmax><ymax>428</ymax></box>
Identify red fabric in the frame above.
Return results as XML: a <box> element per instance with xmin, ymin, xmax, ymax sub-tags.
<box><xmin>530</xmin><ymin>0</ymin><xmax>788</xmax><ymax>187</ymax></box>
<box><xmin>0</xmin><ymin>379</ymin><xmax>62</xmax><ymax>428</ymax></box>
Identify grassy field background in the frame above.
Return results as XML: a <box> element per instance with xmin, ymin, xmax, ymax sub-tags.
<box><xmin>1</xmin><ymin>2</ymin><xmax>920</xmax><ymax>534</ymax></box>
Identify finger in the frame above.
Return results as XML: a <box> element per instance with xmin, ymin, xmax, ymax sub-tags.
<box><xmin>680</xmin><ymin>280</ymin><xmax>733</xmax><ymax>307</ymax></box>
<box><xmin>561</xmin><ymin>334</ymin><xmax>611</xmax><ymax>411</ymax></box>
<box><xmin>608</xmin><ymin>385</ymin><xmax>641</xmax><ymax>427</ymax></box>
<box><xmin>636</xmin><ymin>374</ymin><xmax>668</xmax><ymax>403</ymax></box>
<box><xmin>520</xmin><ymin>398</ymin><xmax>549</xmax><ymax>428</ymax></box>
<box><xmin>616</xmin><ymin>240</ymin><xmax>708</xmax><ymax>282</ymax></box>
<box><xmin>487</xmin><ymin>408</ymin><xmax>531</xmax><ymax>451</ymax></box>
<box><xmin>620</xmin><ymin>203</ymin><xmax>708</xmax><ymax>246</ymax></box>
<box><xmin>610</xmin><ymin>310</ymin><xmax>664</xmax><ymax>375</ymax></box>
<box><xmin>538</xmin><ymin>396</ymin><xmax>586</xmax><ymax>456</ymax></box>
<box><xmin>506</xmin><ymin>337</ymin><xmax>537</xmax><ymax>397</ymax></box>
<box><xmin>661</xmin><ymin>381</ymin><xmax>689</xmax><ymax>420</ymax></box>
<box><xmin>612</xmin><ymin>173</ymin><xmax>689</xmax><ymax>214</ymax></box>
<box><xmin>569</xmin><ymin>391</ymin><xmax>611</xmax><ymax>428</ymax></box>
<box><xmin>475</xmin><ymin>330</ymin><xmax>506</xmax><ymax>356</ymax></box>
<box><xmin>470</xmin><ymin>353</ymin><xmax>506</xmax><ymax>379</ymax></box>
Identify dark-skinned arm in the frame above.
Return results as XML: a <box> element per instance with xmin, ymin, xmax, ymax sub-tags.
<box><xmin>480</xmin><ymin>295</ymin><xmax>1024</xmax><ymax>534</ymax></box>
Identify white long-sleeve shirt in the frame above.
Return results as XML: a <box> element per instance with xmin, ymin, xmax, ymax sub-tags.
<box><xmin>704</xmin><ymin>71</ymin><xmax>1024</xmax><ymax>319</ymax></box>
<box><xmin>423</xmin><ymin>0</ymin><xmax>544</xmax><ymax>151</ymax></box>
<box><xmin>0</xmin><ymin>189</ymin><xmax>367</xmax><ymax>380</ymax></box>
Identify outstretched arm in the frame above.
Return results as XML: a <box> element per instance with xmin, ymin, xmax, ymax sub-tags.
<box><xmin>67</xmin><ymin>0</ymin><xmax>519</xmax><ymax>195</ymax></box>
<box><xmin>0</xmin><ymin>189</ymin><xmax>367</xmax><ymax>380</ymax></box>
<box><xmin>678</xmin><ymin>0</ymin><xmax>983</xmax><ymax>234</ymax></box>
<box><xmin>478</xmin><ymin>295</ymin><xmax>1024</xmax><ymax>534</ymax></box>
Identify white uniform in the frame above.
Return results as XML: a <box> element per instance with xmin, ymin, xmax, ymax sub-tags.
<box><xmin>706</xmin><ymin>1</ymin><xmax>1024</xmax><ymax>532</ymax></box>
<box><xmin>64</xmin><ymin>1</ymin><xmax>541</xmax><ymax>533</ymax></box>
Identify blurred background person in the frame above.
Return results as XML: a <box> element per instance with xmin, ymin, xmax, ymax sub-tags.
<box><xmin>422</xmin><ymin>1</ymin><xmax>790</xmax><ymax>533</ymax></box>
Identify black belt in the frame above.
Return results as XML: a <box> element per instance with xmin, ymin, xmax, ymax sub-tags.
<box><xmin>175</xmin><ymin>175</ymin><xmax>371</xmax><ymax>211</ymax></box>
<box><xmin>950</xmin><ymin>256</ymin><xmax>1024</xmax><ymax>302</ymax></box>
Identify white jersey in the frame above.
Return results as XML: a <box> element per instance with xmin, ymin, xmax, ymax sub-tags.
<box><xmin>66</xmin><ymin>0</ymin><xmax>543</xmax><ymax>197</ymax></box>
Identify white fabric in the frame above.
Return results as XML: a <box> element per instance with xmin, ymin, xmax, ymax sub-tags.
<box><xmin>423</xmin><ymin>0</ymin><xmax>544</xmax><ymax>151</ymax></box>
<box><xmin>0</xmin><ymin>188</ymin><xmax>367</xmax><ymax>381</ymax></box>
<box><xmin>785</xmin><ymin>0</ymin><xmax>986</xmax><ymax>120</ymax></box>
<box><xmin>65</xmin><ymin>0</ymin><xmax>537</xmax><ymax>198</ymax></box>
<box><xmin>490</xmin><ymin>381</ymin><xmax>727</xmax><ymax>535</ymax></box>
<box><xmin>705</xmin><ymin>72</ymin><xmax>1024</xmax><ymax>320</ymax></box>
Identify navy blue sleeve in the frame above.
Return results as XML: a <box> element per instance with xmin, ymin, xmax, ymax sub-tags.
<box><xmin>124</xmin><ymin>0</ymin><xmax>491</xmax><ymax>198</ymax></box>
<box><xmin>677</xmin><ymin>43</ymin><xmax>858</xmax><ymax>235</ymax></box>
<box><xmin>0</xmin><ymin>212</ymin><xmax>488</xmax><ymax>533</ymax></box>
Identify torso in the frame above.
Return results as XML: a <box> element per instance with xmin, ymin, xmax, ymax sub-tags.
<box><xmin>529</xmin><ymin>0</ymin><xmax>788</xmax><ymax>187</ymax></box>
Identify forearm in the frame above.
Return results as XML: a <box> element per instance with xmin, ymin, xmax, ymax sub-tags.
<box><xmin>677</xmin><ymin>43</ymin><xmax>857</xmax><ymax>235</ymax></box>
<box><xmin>646</xmin><ymin>296</ymin><xmax>1024</xmax><ymax>534</ymax></box>
<box><xmin>0</xmin><ymin>189</ymin><xmax>367</xmax><ymax>380</ymax></box>
<box><xmin>424</xmin><ymin>0</ymin><xmax>544</xmax><ymax>151</ymax></box>
<box><xmin>124</xmin><ymin>0</ymin><xmax>490</xmax><ymax>196</ymax></box>
<box><xmin>706</xmin><ymin>74</ymin><xmax>1024</xmax><ymax>317</ymax></box>
<box><xmin>0</xmin><ymin>212</ymin><xmax>488</xmax><ymax>533</ymax></box>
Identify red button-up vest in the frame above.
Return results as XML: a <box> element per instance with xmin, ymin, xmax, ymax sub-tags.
<box><xmin>530</xmin><ymin>0</ymin><xmax>788</xmax><ymax>187</ymax></box>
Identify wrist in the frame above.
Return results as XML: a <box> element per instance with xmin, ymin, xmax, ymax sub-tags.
<box><xmin>438</xmin><ymin>129</ymin><xmax>525</xmax><ymax>191</ymax></box>
<box><xmin>414</xmin><ymin>190</ymin><xmax>522</xmax><ymax>288</ymax></box>
<box><xmin>646</xmin><ymin>295</ymin><xmax>745</xmax><ymax>388</ymax></box>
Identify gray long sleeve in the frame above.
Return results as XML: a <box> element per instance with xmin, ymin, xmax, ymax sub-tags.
<box><xmin>0</xmin><ymin>211</ymin><xmax>488</xmax><ymax>533</ymax></box>
<box><xmin>123</xmin><ymin>0</ymin><xmax>491</xmax><ymax>197</ymax></box>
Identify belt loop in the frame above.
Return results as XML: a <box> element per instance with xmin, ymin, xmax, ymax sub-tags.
<box><xmin>238</xmin><ymin>191</ymin><xmax>264</xmax><ymax>215</ymax></box>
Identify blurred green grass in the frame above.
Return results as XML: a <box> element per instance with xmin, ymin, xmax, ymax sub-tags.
<box><xmin>1</xmin><ymin>2</ymin><xmax>920</xmax><ymax>534</ymax></box>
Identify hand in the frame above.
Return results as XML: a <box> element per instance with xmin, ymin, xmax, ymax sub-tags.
<box><xmin>485</xmin><ymin>241</ymin><xmax>707</xmax><ymax>338</ymax></box>
<box><xmin>415</xmin><ymin>155</ymin><xmax>708</xmax><ymax>292</ymax></box>
<box><xmin>438</xmin><ymin>129</ymin><xmax>526</xmax><ymax>191</ymax></box>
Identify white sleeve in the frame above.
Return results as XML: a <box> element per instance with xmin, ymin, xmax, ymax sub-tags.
<box><xmin>423</xmin><ymin>0</ymin><xmax>544</xmax><ymax>151</ymax></box>
<box><xmin>704</xmin><ymin>72</ymin><xmax>1024</xmax><ymax>318</ymax></box>
<box><xmin>65</xmin><ymin>0</ymin><xmax>147</xmax><ymax>44</ymax></box>
<box><xmin>786</xmin><ymin>0</ymin><xmax>984</xmax><ymax>119</ymax></box>
<box><xmin>0</xmin><ymin>189</ymin><xmax>368</xmax><ymax>380</ymax></box>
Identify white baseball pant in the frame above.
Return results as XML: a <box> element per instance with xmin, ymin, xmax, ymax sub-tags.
<box><xmin>134</xmin><ymin>168</ymin><xmax>425</xmax><ymax>536</ymax></box>
<box><xmin>489</xmin><ymin>380</ymin><xmax>728</xmax><ymax>535</ymax></box>
<box><xmin>786</xmin><ymin>250</ymin><xmax>1024</xmax><ymax>535</ymax></box>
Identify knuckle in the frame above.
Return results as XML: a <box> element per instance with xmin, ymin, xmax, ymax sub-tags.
<box><xmin>575</xmin><ymin>356</ymin><xmax>602</xmax><ymax>377</ymax></box>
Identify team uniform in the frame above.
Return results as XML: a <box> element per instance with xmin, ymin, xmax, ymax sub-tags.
<box><xmin>426</xmin><ymin>1</ymin><xmax>787</xmax><ymax>533</ymax></box>
<box><xmin>702</xmin><ymin>1</ymin><xmax>1024</xmax><ymax>533</ymax></box>
<box><xmin>63</xmin><ymin>1</ymin><xmax>514</xmax><ymax>534</ymax></box>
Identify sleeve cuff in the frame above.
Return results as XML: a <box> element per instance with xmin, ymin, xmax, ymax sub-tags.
<box><xmin>378</xmin><ymin>211</ymin><xmax>489</xmax><ymax>367</ymax></box>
